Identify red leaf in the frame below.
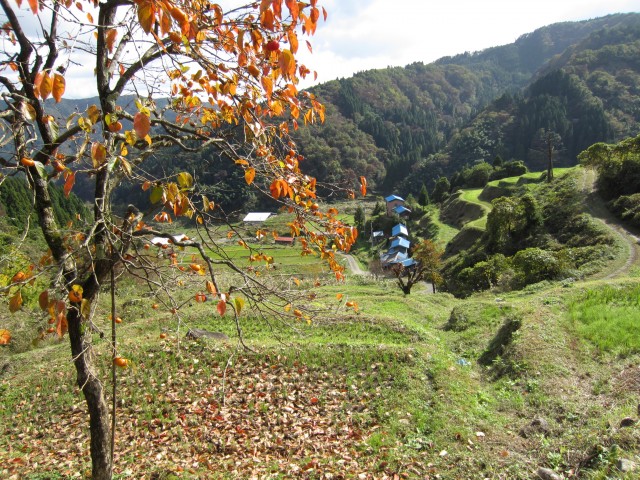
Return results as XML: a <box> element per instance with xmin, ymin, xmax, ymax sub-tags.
<box><xmin>217</xmin><ymin>300</ymin><xmax>226</xmax><ymax>316</ymax></box>
<box><xmin>63</xmin><ymin>170</ymin><xmax>75</xmax><ymax>197</ymax></box>
<box><xmin>105</xmin><ymin>29</ymin><xmax>118</xmax><ymax>53</ymax></box>
<box><xmin>9</xmin><ymin>291</ymin><xmax>22</xmax><ymax>313</ymax></box>
<box><xmin>56</xmin><ymin>311</ymin><xmax>68</xmax><ymax>337</ymax></box>
<box><xmin>133</xmin><ymin>112</ymin><xmax>151</xmax><ymax>138</ymax></box>
<box><xmin>27</xmin><ymin>0</ymin><xmax>38</xmax><ymax>14</ymax></box>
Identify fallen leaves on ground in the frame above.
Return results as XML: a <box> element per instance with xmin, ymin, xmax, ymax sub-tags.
<box><xmin>0</xmin><ymin>344</ymin><xmax>409</xmax><ymax>479</ymax></box>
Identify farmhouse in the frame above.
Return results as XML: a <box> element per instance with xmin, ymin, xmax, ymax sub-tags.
<box><xmin>274</xmin><ymin>236</ymin><xmax>296</xmax><ymax>246</ymax></box>
<box><xmin>384</xmin><ymin>195</ymin><xmax>405</xmax><ymax>216</ymax></box>
<box><xmin>242</xmin><ymin>212</ymin><xmax>272</xmax><ymax>223</ymax></box>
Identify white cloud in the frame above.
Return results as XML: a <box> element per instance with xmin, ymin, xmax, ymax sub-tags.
<box><xmin>298</xmin><ymin>0</ymin><xmax>640</xmax><ymax>87</ymax></box>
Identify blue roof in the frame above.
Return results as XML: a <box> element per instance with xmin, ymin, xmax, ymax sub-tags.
<box><xmin>400</xmin><ymin>258</ymin><xmax>417</xmax><ymax>268</ymax></box>
<box><xmin>390</xmin><ymin>237</ymin><xmax>411</xmax><ymax>250</ymax></box>
<box><xmin>385</xmin><ymin>195</ymin><xmax>404</xmax><ymax>203</ymax></box>
<box><xmin>393</xmin><ymin>205</ymin><xmax>411</xmax><ymax>214</ymax></box>
<box><xmin>391</xmin><ymin>224</ymin><xmax>408</xmax><ymax>237</ymax></box>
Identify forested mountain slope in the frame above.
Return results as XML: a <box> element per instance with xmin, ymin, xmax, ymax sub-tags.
<box><xmin>293</xmin><ymin>13</ymin><xmax>640</xmax><ymax>194</ymax></box>
<box><xmin>23</xmin><ymin>14</ymin><xmax>640</xmax><ymax>212</ymax></box>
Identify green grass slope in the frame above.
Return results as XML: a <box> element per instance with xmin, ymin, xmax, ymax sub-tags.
<box><xmin>2</xmin><ymin>178</ymin><xmax>640</xmax><ymax>478</ymax></box>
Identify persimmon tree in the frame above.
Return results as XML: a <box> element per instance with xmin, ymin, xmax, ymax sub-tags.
<box><xmin>392</xmin><ymin>240</ymin><xmax>443</xmax><ymax>294</ymax></box>
<box><xmin>0</xmin><ymin>0</ymin><xmax>364</xmax><ymax>478</ymax></box>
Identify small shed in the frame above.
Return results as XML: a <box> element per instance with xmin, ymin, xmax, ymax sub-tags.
<box><xmin>370</xmin><ymin>231</ymin><xmax>385</xmax><ymax>245</ymax></box>
<box><xmin>385</xmin><ymin>195</ymin><xmax>405</xmax><ymax>216</ymax></box>
<box><xmin>275</xmin><ymin>236</ymin><xmax>295</xmax><ymax>246</ymax></box>
<box><xmin>243</xmin><ymin>212</ymin><xmax>272</xmax><ymax>223</ymax></box>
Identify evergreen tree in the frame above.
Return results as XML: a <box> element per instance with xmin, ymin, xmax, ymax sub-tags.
<box><xmin>354</xmin><ymin>205</ymin><xmax>366</xmax><ymax>233</ymax></box>
<box><xmin>418</xmin><ymin>184</ymin><xmax>430</xmax><ymax>206</ymax></box>
<box><xmin>432</xmin><ymin>177</ymin><xmax>451</xmax><ymax>203</ymax></box>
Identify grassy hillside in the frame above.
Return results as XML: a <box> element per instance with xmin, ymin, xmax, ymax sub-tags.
<box><xmin>3</xmin><ymin>263</ymin><xmax>640</xmax><ymax>478</ymax></box>
<box><xmin>2</xmin><ymin>171</ymin><xmax>640</xmax><ymax>479</ymax></box>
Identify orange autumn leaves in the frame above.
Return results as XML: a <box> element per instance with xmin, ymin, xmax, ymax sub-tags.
<box><xmin>33</xmin><ymin>70</ymin><xmax>65</xmax><ymax>102</ymax></box>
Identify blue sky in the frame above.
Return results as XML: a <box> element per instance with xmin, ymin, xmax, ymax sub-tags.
<box><xmin>298</xmin><ymin>0</ymin><xmax>640</xmax><ymax>87</ymax></box>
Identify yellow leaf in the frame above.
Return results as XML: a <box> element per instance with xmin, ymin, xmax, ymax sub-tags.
<box><xmin>91</xmin><ymin>142</ymin><xmax>107</xmax><ymax>167</ymax></box>
<box><xmin>245</xmin><ymin>167</ymin><xmax>255</xmax><ymax>185</ymax></box>
<box><xmin>81</xmin><ymin>299</ymin><xmax>91</xmax><ymax>317</ymax></box>
<box><xmin>278</xmin><ymin>49</ymin><xmax>295</xmax><ymax>78</ymax></box>
<box><xmin>261</xmin><ymin>76</ymin><xmax>273</xmax><ymax>101</ymax></box>
<box><xmin>177</xmin><ymin>172</ymin><xmax>193</xmax><ymax>189</ymax></box>
<box><xmin>87</xmin><ymin>105</ymin><xmax>101</xmax><ymax>124</ymax></box>
<box><xmin>233</xmin><ymin>297</ymin><xmax>245</xmax><ymax>315</ymax></box>
<box><xmin>125</xmin><ymin>130</ymin><xmax>136</xmax><ymax>145</ymax></box>
<box><xmin>0</xmin><ymin>329</ymin><xmax>11</xmax><ymax>345</ymax></box>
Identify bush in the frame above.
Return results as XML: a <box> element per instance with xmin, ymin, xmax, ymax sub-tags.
<box><xmin>610</xmin><ymin>193</ymin><xmax>640</xmax><ymax>228</ymax></box>
<box><xmin>490</xmin><ymin>160</ymin><xmax>528</xmax><ymax>181</ymax></box>
<box><xmin>512</xmin><ymin>248</ymin><xmax>559</xmax><ymax>284</ymax></box>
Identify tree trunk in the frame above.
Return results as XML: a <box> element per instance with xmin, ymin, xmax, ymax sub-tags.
<box><xmin>68</xmin><ymin>308</ymin><xmax>113</xmax><ymax>479</ymax></box>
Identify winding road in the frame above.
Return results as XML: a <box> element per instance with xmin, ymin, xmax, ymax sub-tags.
<box><xmin>579</xmin><ymin>167</ymin><xmax>640</xmax><ymax>279</ymax></box>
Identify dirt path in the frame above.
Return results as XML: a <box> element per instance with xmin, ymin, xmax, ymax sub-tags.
<box><xmin>579</xmin><ymin>167</ymin><xmax>640</xmax><ymax>279</ymax></box>
<box><xmin>339</xmin><ymin>253</ymin><xmax>368</xmax><ymax>275</ymax></box>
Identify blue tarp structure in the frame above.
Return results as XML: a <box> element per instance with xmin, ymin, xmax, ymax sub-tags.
<box><xmin>391</xmin><ymin>224</ymin><xmax>408</xmax><ymax>237</ymax></box>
